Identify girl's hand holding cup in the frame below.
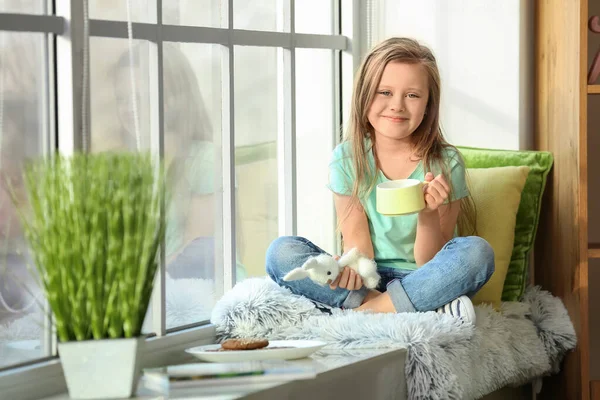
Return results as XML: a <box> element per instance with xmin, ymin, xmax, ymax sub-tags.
<box><xmin>422</xmin><ymin>172</ymin><xmax>450</xmax><ymax>212</ymax></box>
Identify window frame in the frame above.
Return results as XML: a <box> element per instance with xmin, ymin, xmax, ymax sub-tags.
<box><xmin>0</xmin><ymin>0</ymin><xmax>363</xmax><ymax>398</ymax></box>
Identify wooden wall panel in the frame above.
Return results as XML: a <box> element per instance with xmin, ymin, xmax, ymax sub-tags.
<box><xmin>590</xmin><ymin>259</ymin><xmax>600</xmax><ymax>380</ymax></box>
<box><xmin>534</xmin><ymin>0</ymin><xmax>588</xmax><ymax>398</ymax></box>
<box><xmin>591</xmin><ymin>381</ymin><xmax>600</xmax><ymax>400</ymax></box>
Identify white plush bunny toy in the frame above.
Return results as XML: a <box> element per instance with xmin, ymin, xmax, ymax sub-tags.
<box><xmin>283</xmin><ymin>248</ymin><xmax>381</xmax><ymax>289</ymax></box>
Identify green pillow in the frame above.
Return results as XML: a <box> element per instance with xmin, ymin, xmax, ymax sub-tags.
<box><xmin>457</xmin><ymin>146</ymin><xmax>554</xmax><ymax>302</ymax></box>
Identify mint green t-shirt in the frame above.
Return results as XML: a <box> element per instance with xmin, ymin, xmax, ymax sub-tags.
<box><xmin>327</xmin><ymin>140</ymin><xmax>469</xmax><ymax>271</ymax></box>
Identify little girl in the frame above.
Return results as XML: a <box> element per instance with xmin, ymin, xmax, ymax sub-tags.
<box><xmin>265</xmin><ymin>37</ymin><xmax>494</xmax><ymax>324</ymax></box>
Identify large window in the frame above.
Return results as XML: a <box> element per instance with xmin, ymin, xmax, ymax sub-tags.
<box><xmin>0</xmin><ymin>0</ymin><xmax>355</xmax><ymax>394</ymax></box>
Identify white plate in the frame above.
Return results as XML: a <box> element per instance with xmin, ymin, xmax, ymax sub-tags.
<box><xmin>185</xmin><ymin>340</ymin><xmax>327</xmax><ymax>363</ymax></box>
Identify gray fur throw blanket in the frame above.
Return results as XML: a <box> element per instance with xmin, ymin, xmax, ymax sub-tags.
<box><xmin>211</xmin><ymin>277</ymin><xmax>576</xmax><ymax>400</ymax></box>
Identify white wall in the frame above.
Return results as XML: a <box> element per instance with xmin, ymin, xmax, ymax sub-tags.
<box><xmin>370</xmin><ymin>0</ymin><xmax>533</xmax><ymax>150</ymax></box>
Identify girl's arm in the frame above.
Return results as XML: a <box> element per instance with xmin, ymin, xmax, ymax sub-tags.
<box><xmin>333</xmin><ymin>194</ymin><xmax>374</xmax><ymax>259</ymax></box>
<box><xmin>414</xmin><ymin>199</ymin><xmax>461</xmax><ymax>266</ymax></box>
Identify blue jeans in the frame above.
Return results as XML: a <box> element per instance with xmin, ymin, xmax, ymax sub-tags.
<box><xmin>265</xmin><ymin>236</ymin><xmax>495</xmax><ymax>312</ymax></box>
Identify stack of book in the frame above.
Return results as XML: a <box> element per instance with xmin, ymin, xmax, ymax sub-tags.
<box><xmin>142</xmin><ymin>360</ymin><xmax>318</xmax><ymax>394</ymax></box>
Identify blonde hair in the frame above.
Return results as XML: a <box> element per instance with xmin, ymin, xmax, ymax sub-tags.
<box><xmin>343</xmin><ymin>37</ymin><xmax>476</xmax><ymax>236</ymax></box>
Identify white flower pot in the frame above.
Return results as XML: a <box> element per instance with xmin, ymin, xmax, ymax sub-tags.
<box><xmin>58</xmin><ymin>337</ymin><xmax>144</xmax><ymax>399</ymax></box>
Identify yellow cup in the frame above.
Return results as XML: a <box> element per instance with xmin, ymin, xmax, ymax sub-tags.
<box><xmin>376</xmin><ymin>179</ymin><xmax>426</xmax><ymax>216</ymax></box>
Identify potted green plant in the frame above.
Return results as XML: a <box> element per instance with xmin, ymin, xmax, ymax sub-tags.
<box><xmin>11</xmin><ymin>152</ymin><xmax>166</xmax><ymax>399</ymax></box>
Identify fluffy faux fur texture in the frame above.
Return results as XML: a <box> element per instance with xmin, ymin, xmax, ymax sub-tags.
<box><xmin>211</xmin><ymin>278</ymin><xmax>576</xmax><ymax>400</ymax></box>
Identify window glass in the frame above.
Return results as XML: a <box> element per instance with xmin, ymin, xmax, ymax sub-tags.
<box><xmin>234</xmin><ymin>45</ymin><xmax>278</xmax><ymax>279</ymax></box>
<box><xmin>89</xmin><ymin>37</ymin><xmax>154</xmax><ymax>332</ymax></box>
<box><xmin>233</xmin><ymin>0</ymin><xmax>283</xmax><ymax>32</ymax></box>
<box><xmin>0</xmin><ymin>0</ymin><xmax>45</xmax><ymax>13</ymax></box>
<box><xmin>163</xmin><ymin>0</ymin><xmax>224</xmax><ymax>27</ymax></box>
<box><xmin>162</xmin><ymin>43</ymin><xmax>223</xmax><ymax>329</ymax></box>
<box><xmin>295</xmin><ymin>49</ymin><xmax>336</xmax><ymax>254</ymax></box>
<box><xmin>295</xmin><ymin>0</ymin><xmax>333</xmax><ymax>34</ymax></box>
<box><xmin>90</xmin><ymin>0</ymin><xmax>157</xmax><ymax>23</ymax></box>
<box><xmin>0</xmin><ymin>32</ymin><xmax>48</xmax><ymax>369</ymax></box>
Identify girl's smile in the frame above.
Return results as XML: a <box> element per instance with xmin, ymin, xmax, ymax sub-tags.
<box><xmin>383</xmin><ymin>115</ymin><xmax>409</xmax><ymax>123</ymax></box>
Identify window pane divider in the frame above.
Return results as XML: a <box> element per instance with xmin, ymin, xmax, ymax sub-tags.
<box><xmin>86</xmin><ymin>19</ymin><xmax>346</xmax><ymax>49</ymax></box>
<box><xmin>149</xmin><ymin>0</ymin><xmax>167</xmax><ymax>337</ymax></box>
<box><xmin>0</xmin><ymin>14</ymin><xmax>64</xmax><ymax>34</ymax></box>
<box><xmin>55</xmin><ymin>0</ymin><xmax>86</xmax><ymax>155</ymax></box>
<box><xmin>278</xmin><ymin>0</ymin><xmax>297</xmax><ymax>236</ymax></box>
<box><xmin>332</xmin><ymin>0</ymin><xmax>343</xmax><ymax>255</ymax></box>
<box><xmin>0</xmin><ymin>15</ymin><xmax>348</xmax><ymax>51</ymax></box>
<box><xmin>336</xmin><ymin>0</ymin><xmax>361</xmax><ymax>255</ymax></box>
<box><xmin>221</xmin><ymin>0</ymin><xmax>236</xmax><ymax>292</ymax></box>
<box><xmin>41</xmin><ymin>0</ymin><xmax>58</xmax><ymax>360</ymax></box>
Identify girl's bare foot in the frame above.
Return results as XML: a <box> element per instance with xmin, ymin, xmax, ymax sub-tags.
<box><xmin>361</xmin><ymin>289</ymin><xmax>381</xmax><ymax>304</ymax></box>
<box><xmin>357</xmin><ymin>291</ymin><xmax>397</xmax><ymax>313</ymax></box>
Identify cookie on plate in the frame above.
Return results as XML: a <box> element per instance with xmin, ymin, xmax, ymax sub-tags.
<box><xmin>221</xmin><ymin>338</ymin><xmax>269</xmax><ymax>351</ymax></box>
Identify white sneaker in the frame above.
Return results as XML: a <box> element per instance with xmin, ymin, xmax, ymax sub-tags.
<box><xmin>436</xmin><ymin>295</ymin><xmax>476</xmax><ymax>325</ymax></box>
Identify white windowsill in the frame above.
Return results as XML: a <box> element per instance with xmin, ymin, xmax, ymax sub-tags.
<box><xmin>2</xmin><ymin>323</ymin><xmax>411</xmax><ymax>400</ymax></box>
<box><xmin>47</xmin><ymin>347</ymin><xmax>409</xmax><ymax>400</ymax></box>
<box><xmin>0</xmin><ymin>324</ymin><xmax>217</xmax><ymax>400</ymax></box>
